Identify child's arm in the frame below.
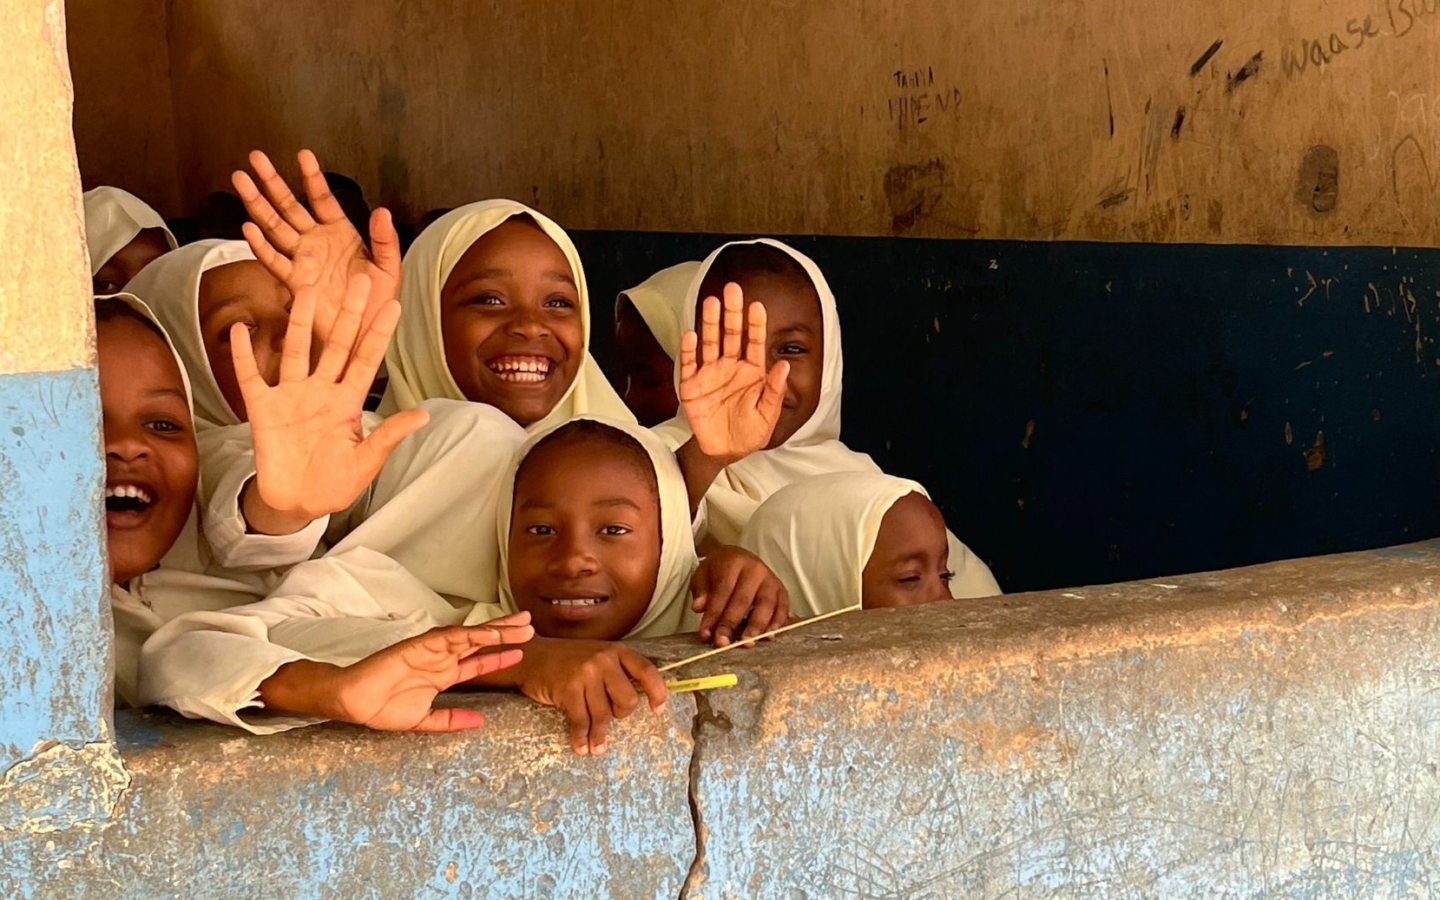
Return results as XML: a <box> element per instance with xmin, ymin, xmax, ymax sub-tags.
<box><xmin>689</xmin><ymin>544</ymin><xmax>791</xmax><ymax>646</ymax></box>
<box><xmin>257</xmin><ymin>617</ymin><xmax>532</xmax><ymax>733</ymax></box>
<box><xmin>232</xmin><ymin>270</ymin><xmax>429</xmax><ymax>537</ymax></box>
<box><xmin>233</xmin><ymin>149</ymin><xmax>401</xmax><ymax>346</ymax></box>
<box><xmin>468</xmin><ymin>637</ymin><xmax>669</xmax><ymax>756</ymax></box>
<box><xmin>674</xmin><ymin>284</ymin><xmax>790</xmax><ymax>514</ymax></box>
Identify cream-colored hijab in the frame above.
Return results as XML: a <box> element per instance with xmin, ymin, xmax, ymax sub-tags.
<box><xmin>380</xmin><ymin>200</ymin><xmax>633</xmax><ymax>433</ymax></box>
<box><xmin>463</xmin><ymin>416</ymin><xmax>701</xmax><ymax>639</ymax></box>
<box><xmin>738</xmin><ymin>472</ymin><xmax>1000</xmax><ymax>617</ymax></box>
<box><xmin>83</xmin><ymin>187</ymin><xmax>178</xmax><ymax>276</ymax></box>
<box><xmin>653</xmin><ymin>238</ymin><xmax>882</xmax><ymax>544</ymax></box>
<box><xmin>125</xmin><ymin>240</ymin><xmax>258</xmax><ymax>429</ymax></box>
<box><xmin>617</xmin><ymin>260</ymin><xmax>703</xmax><ymax>361</ymax></box>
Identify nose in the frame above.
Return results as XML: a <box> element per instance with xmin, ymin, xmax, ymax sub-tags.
<box><xmin>104</xmin><ymin>422</ymin><xmax>150</xmax><ymax>463</ymax></box>
<box><xmin>548</xmin><ymin>530</ymin><xmax>600</xmax><ymax>579</ymax></box>
<box><xmin>507</xmin><ymin>304</ymin><xmax>552</xmax><ymax>341</ymax></box>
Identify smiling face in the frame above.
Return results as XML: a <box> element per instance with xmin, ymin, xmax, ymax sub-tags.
<box><xmin>860</xmin><ymin>492</ymin><xmax>954</xmax><ymax>609</ymax></box>
<box><xmin>507</xmin><ymin>427</ymin><xmax>662</xmax><ymax>640</ymax></box>
<box><xmin>616</xmin><ymin>298</ymin><xmax>678</xmax><ymax>427</ymax></box>
<box><xmin>96</xmin><ymin>310</ymin><xmax>198</xmax><ymax>585</ymax></box>
<box><xmin>696</xmin><ymin>249</ymin><xmax>824</xmax><ymax>449</ymax></box>
<box><xmin>439</xmin><ymin>217</ymin><xmax>585</xmax><ymax>427</ymax></box>
<box><xmin>94</xmin><ymin>228</ymin><xmax>172</xmax><ymax>295</ymax></box>
<box><xmin>196</xmin><ymin>260</ymin><xmax>294</xmax><ymax>423</ymax></box>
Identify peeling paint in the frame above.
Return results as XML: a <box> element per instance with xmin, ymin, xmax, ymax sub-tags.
<box><xmin>0</xmin><ymin>741</ymin><xmax>128</xmax><ymax>834</ymax></box>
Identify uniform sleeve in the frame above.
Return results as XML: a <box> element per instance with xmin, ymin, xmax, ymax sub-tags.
<box><xmin>137</xmin><ymin>548</ymin><xmax>464</xmax><ymax>734</ymax></box>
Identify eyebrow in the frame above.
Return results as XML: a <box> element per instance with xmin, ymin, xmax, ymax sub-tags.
<box><xmin>462</xmin><ymin>267</ymin><xmax>577</xmax><ymax>288</ymax></box>
<box><xmin>517</xmin><ymin>496</ymin><xmax>643</xmax><ymax>513</ymax></box>
<box><xmin>771</xmin><ymin>324</ymin><xmax>816</xmax><ymax>337</ymax></box>
<box><xmin>145</xmin><ymin>388</ymin><xmax>189</xmax><ymax>403</ymax></box>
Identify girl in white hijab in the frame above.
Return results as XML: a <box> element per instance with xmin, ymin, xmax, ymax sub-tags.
<box><xmin>739</xmin><ymin>472</ymin><xmax>1000</xmax><ymax>615</ymax></box>
<box><xmin>380</xmin><ymin>200</ymin><xmax>633</xmax><ymax>432</ymax></box>
<box><xmin>654</xmin><ymin>239</ymin><xmax>1000</xmax><ymax>596</ymax></box>
<box><xmin>84</xmin><ymin>187</ymin><xmax>179</xmax><ymax>294</ymax></box>
<box><xmin>614</xmin><ymin>261</ymin><xmax>702</xmax><ymax>426</ymax></box>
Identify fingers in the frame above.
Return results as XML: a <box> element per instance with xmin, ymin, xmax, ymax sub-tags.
<box><xmin>232</xmin><ymin>169</ymin><xmax>301</xmax><ymax>257</ymax></box>
<box><xmin>312</xmin><ymin>273</ymin><xmax>369</xmax><ymax>383</ymax></box>
<box><xmin>699</xmin><ymin>296</ymin><xmax>721</xmax><ymax>366</ymax></box>
<box><xmin>577</xmin><ymin>681</ymin><xmax>612</xmax><ymax>755</ymax></box>
<box><xmin>743</xmin><ymin>580</ymin><xmax>790</xmax><ymax>642</ymax></box>
<box><xmin>341</xmin><ymin>298</ymin><xmax>401</xmax><ymax>397</ymax></box>
<box><xmin>455</xmin><ymin>647</ymin><xmax>525</xmax><ymax>683</ymax></box>
<box><xmin>620</xmin><ymin>649</ymin><xmax>669</xmax><ymax>713</ymax></box>
<box><xmin>713</xmin><ymin>562</ymin><xmax>769</xmax><ymax>648</ymax></box>
<box><xmin>758</xmin><ymin>360</ymin><xmax>790</xmax><ymax>426</ymax></box>
<box><xmin>698</xmin><ymin>557</ymin><xmax>742</xmax><ymax>641</ymax></box>
<box><xmin>240</xmin><ymin>221</ymin><xmax>295</xmax><ymax>284</ymax></box>
<box><xmin>678</xmin><ymin>331</ymin><xmax>699</xmax><ymax>385</ymax></box>
<box><xmin>690</xmin><ymin>560</ymin><xmax>712</xmax><ymax>613</ymax></box>
<box><xmin>370</xmin><ymin>208</ymin><xmax>402</xmax><ymax>279</ymax></box>
<box><xmin>721</xmin><ymin>282</ymin><xmax>744</xmax><ymax>361</ymax></box>
<box><xmin>229</xmin><ymin>323</ymin><xmax>267</xmax><ymax>407</ymax></box>
<box><xmin>277</xmin><ymin>281</ymin><xmax>318</xmax><ymax>384</ymax></box>
<box><xmin>744</xmin><ymin>297</ymin><xmax>768</xmax><ymax>368</ymax></box>
<box><xmin>601</xmin><ymin>660</ymin><xmax>641</xmax><ymax>721</ymax></box>
<box><xmin>298</xmin><ymin>149</ymin><xmax>347</xmax><ymax>225</ymax></box>
<box><xmin>409</xmin><ymin>706</ymin><xmax>487</xmax><ymax>733</ymax></box>
<box><xmin>354</xmin><ymin>408</ymin><xmax>430</xmax><ymax>483</ymax></box>
<box><xmin>249</xmin><ymin>149</ymin><xmax>317</xmax><ymax>233</ymax></box>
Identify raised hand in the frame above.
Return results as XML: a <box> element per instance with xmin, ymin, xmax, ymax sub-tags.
<box><xmin>234</xmin><ymin>270</ymin><xmax>429</xmax><ymax>535</ymax></box>
<box><xmin>678</xmin><ymin>283</ymin><xmax>789</xmax><ymax>464</ymax></box>
<box><xmin>232</xmin><ymin>149</ymin><xmax>400</xmax><ymax>343</ymax></box>
<box><xmin>260</xmin><ymin>614</ymin><xmax>535</xmax><ymax>733</ymax></box>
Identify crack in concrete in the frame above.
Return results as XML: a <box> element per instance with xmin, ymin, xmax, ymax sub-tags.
<box><xmin>679</xmin><ymin>693</ymin><xmax>732</xmax><ymax>900</ymax></box>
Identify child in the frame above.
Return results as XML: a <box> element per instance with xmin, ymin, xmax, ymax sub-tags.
<box><xmin>615</xmin><ymin>261</ymin><xmax>701</xmax><ymax>427</ymax></box>
<box><xmin>140</xmin><ymin>417</ymin><xmax>788</xmax><ymax>752</ymax></box>
<box><xmin>739</xmin><ymin>472</ymin><xmax>998</xmax><ymax>610</ymax></box>
<box><xmin>84</xmin><ymin>187</ymin><xmax>178</xmax><ymax>294</ymax></box>
<box><xmin>655</xmin><ymin>239</ymin><xmax>1002</xmax><ymax>596</ymax></box>
<box><xmin>379</xmin><ymin>198</ymin><xmax>633</xmax><ymax>431</ymax></box>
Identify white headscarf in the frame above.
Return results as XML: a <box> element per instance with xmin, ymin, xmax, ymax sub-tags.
<box><xmin>617</xmin><ymin>260</ymin><xmax>703</xmax><ymax>360</ymax></box>
<box><xmin>96</xmin><ymin>294</ymin><xmax>266</xmax><ymax>706</ymax></box>
<box><xmin>380</xmin><ymin>200</ymin><xmax>633</xmax><ymax>433</ymax></box>
<box><xmin>463</xmin><ymin>416</ymin><xmax>701</xmax><ymax>639</ymax></box>
<box><xmin>738</xmin><ymin>472</ymin><xmax>1000</xmax><ymax>617</ymax></box>
<box><xmin>83</xmin><ymin>187</ymin><xmax>178</xmax><ymax>276</ymax></box>
<box><xmin>652</xmin><ymin>238</ymin><xmax>883</xmax><ymax>544</ymax></box>
<box><xmin>125</xmin><ymin>240</ymin><xmax>258</xmax><ymax>429</ymax></box>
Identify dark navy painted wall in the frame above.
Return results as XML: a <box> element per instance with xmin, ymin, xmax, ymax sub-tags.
<box><xmin>573</xmin><ymin>232</ymin><xmax>1440</xmax><ymax>593</ymax></box>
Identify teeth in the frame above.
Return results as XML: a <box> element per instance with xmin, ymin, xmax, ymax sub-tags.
<box><xmin>489</xmin><ymin>357</ymin><xmax>553</xmax><ymax>383</ymax></box>
<box><xmin>548</xmin><ymin>598</ymin><xmax>603</xmax><ymax>607</ymax></box>
<box><xmin>105</xmin><ymin>484</ymin><xmax>153</xmax><ymax>504</ymax></box>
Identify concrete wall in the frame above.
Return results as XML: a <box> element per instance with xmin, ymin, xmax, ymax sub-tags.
<box><xmin>68</xmin><ymin>0</ymin><xmax>1440</xmax><ymax>245</ymax></box>
<box><xmin>4</xmin><ymin>542</ymin><xmax>1440</xmax><ymax>897</ymax></box>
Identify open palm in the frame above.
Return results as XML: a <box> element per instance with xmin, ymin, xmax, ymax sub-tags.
<box><xmin>233</xmin><ymin>272</ymin><xmax>428</xmax><ymax>522</ymax></box>
<box><xmin>679</xmin><ymin>283</ymin><xmax>789</xmax><ymax>463</ymax></box>
<box><xmin>233</xmin><ymin>149</ymin><xmax>400</xmax><ymax>342</ymax></box>
<box><xmin>335</xmin><ymin>618</ymin><xmax>533</xmax><ymax>732</ymax></box>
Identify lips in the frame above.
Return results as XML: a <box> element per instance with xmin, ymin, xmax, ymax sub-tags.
<box><xmin>104</xmin><ymin>480</ymin><xmax>158</xmax><ymax>527</ymax></box>
<box><xmin>487</xmin><ymin>355</ymin><xmax>555</xmax><ymax>385</ymax></box>
<box><xmin>540</xmin><ymin>594</ymin><xmax>610</xmax><ymax>619</ymax></box>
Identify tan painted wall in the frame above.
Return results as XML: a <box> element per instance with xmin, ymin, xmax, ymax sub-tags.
<box><xmin>74</xmin><ymin>1</ymin><xmax>1440</xmax><ymax>246</ymax></box>
<box><xmin>1</xmin><ymin>0</ymin><xmax>91</xmax><ymax>375</ymax></box>
<box><xmin>65</xmin><ymin>0</ymin><xmax>179</xmax><ymax>217</ymax></box>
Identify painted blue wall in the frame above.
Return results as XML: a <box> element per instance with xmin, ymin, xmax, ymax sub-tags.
<box><xmin>575</xmin><ymin>233</ymin><xmax>1440</xmax><ymax>592</ymax></box>
<box><xmin>0</xmin><ymin>368</ymin><xmax>111</xmax><ymax>765</ymax></box>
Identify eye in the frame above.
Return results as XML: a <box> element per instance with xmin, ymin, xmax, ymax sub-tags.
<box><xmin>466</xmin><ymin>294</ymin><xmax>505</xmax><ymax>308</ymax></box>
<box><xmin>145</xmin><ymin>418</ymin><xmax>185</xmax><ymax>435</ymax></box>
<box><xmin>217</xmin><ymin>321</ymin><xmax>259</xmax><ymax>345</ymax></box>
<box><xmin>600</xmin><ymin>524</ymin><xmax>631</xmax><ymax>536</ymax></box>
<box><xmin>525</xmin><ymin>524</ymin><xmax>556</xmax><ymax>536</ymax></box>
<box><xmin>940</xmin><ymin>571</ymin><xmax>956</xmax><ymax>583</ymax></box>
<box><xmin>777</xmin><ymin>342</ymin><xmax>808</xmax><ymax>356</ymax></box>
<box><xmin>543</xmin><ymin>295</ymin><xmax>577</xmax><ymax>311</ymax></box>
<box><xmin>897</xmin><ymin>574</ymin><xmax>922</xmax><ymax>586</ymax></box>
<box><xmin>95</xmin><ymin>280</ymin><xmax>121</xmax><ymax>295</ymax></box>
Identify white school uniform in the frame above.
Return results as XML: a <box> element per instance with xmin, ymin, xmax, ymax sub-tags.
<box><xmin>379</xmin><ymin>199</ymin><xmax>634</xmax><ymax>432</ymax></box>
<box><xmin>617</xmin><ymin>261</ymin><xmax>703</xmax><ymax>361</ymax></box>
<box><xmin>738</xmin><ymin>472</ymin><xmax>999</xmax><ymax>614</ymax></box>
<box><xmin>83</xmin><ymin>187</ymin><xmax>178</xmax><ymax>277</ymax></box>
<box><xmin>138</xmin><ymin>415</ymin><xmax>698</xmax><ymax>733</ymax></box>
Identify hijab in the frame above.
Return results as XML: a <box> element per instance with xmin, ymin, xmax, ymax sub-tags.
<box><xmin>83</xmin><ymin>187</ymin><xmax>177</xmax><ymax>276</ymax></box>
<box><xmin>379</xmin><ymin>199</ymin><xmax>632</xmax><ymax>433</ymax></box>
<box><xmin>617</xmin><ymin>260</ymin><xmax>703</xmax><ymax>360</ymax></box>
<box><xmin>125</xmin><ymin>240</ymin><xmax>258</xmax><ymax>429</ymax></box>
<box><xmin>464</xmin><ymin>416</ymin><xmax>701</xmax><ymax>639</ymax></box>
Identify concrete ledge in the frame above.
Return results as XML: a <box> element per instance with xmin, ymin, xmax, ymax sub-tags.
<box><xmin>5</xmin><ymin>542</ymin><xmax>1440</xmax><ymax>898</ymax></box>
